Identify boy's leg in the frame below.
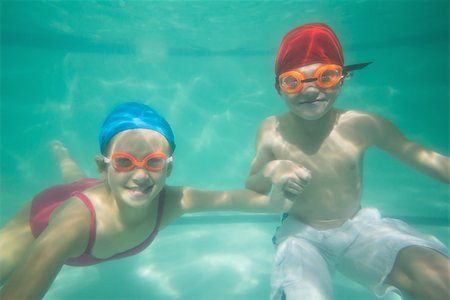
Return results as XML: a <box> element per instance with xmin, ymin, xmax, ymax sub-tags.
<box><xmin>271</xmin><ymin>237</ymin><xmax>332</xmax><ymax>300</ymax></box>
<box><xmin>385</xmin><ymin>246</ymin><xmax>450</xmax><ymax>300</ymax></box>
<box><xmin>51</xmin><ymin>140</ymin><xmax>86</xmax><ymax>183</ymax></box>
<box><xmin>338</xmin><ymin>209</ymin><xmax>448</xmax><ymax>299</ymax></box>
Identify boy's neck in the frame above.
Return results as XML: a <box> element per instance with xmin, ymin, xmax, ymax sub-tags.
<box><xmin>285</xmin><ymin>108</ymin><xmax>339</xmax><ymax>155</ymax></box>
<box><xmin>288</xmin><ymin>108</ymin><xmax>338</xmax><ymax>132</ymax></box>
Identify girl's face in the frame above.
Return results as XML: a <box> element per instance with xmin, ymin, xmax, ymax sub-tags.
<box><xmin>102</xmin><ymin>129</ymin><xmax>172</xmax><ymax>208</ymax></box>
<box><xmin>280</xmin><ymin>63</ymin><xmax>342</xmax><ymax>120</ymax></box>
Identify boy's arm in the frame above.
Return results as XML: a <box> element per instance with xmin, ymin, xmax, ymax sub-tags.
<box><xmin>245</xmin><ymin>118</ymin><xmax>311</xmax><ymax>199</ymax></box>
<box><xmin>245</xmin><ymin>121</ymin><xmax>276</xmax><ymax>194</ymax></box>
<box><xmin>0</xmin><ymin>199</ymin><xmax>91</xmax><ymax>299</ymax></box>
<box><xmin>373</xmin><ymin>115</ymin><xmax>449</xmax><ymax>183</ymax></box>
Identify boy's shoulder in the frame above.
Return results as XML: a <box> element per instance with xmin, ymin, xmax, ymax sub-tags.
<box><xmin>259</xmin><ymin>113</ymin><xmax>289</xmax><ymax>126</ymax></box>
<box><xmin>257</xmin><ymin>115</ymin><xmax>278</xmax><ymax>130</ymax></box>
<box><xmin>339</xmin><ymin>108</ymin><xmax>371</xmax><ymax>117</ymax></box>
<box><xmin>337</xmin><ymin>110</ymin><xmax>396</xmax><ymax>141</ymax></box>
<box><xmin>338</xmin><ymin>109</ymin><xmax>389</xmax><ymax>125</ymax></box>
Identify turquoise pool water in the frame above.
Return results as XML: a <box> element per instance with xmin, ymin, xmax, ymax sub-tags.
<box><xmin>1</xmin><ymin>1</ymin><xmax>448</xmax><ymax>299</ymax></box>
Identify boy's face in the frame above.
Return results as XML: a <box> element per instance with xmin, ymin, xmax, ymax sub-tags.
<box><xmin>102</xmin><ymin>129</ymin><xmax>172</xmax><ymax>208</ymax></box>
<box><xmin>280</xmin><ymin>63</ymin><xmax>342</xmax><ymax>120</ymax></box>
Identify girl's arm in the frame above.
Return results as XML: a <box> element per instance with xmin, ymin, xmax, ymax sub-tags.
<box><xmin>0</xmin><ymin>198</ymin><xmax>91</xmax><ymax>299</ymax></box>
<box><xmin>175</xmin><ymin>184</ymin><xmax>293</xmax><ymax>214</ymax></box>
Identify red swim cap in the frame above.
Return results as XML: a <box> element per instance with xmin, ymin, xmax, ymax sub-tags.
<box><xmin>275</xmin><ymin>23</ymin><xmax>344</xmax><ymax>91</ymax></box>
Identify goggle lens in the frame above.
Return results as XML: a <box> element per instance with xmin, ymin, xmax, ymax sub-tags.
<box><xmin>279</xmin><ymin>71</ymin><xmax>306</xmax><ymax>94</ymax></box>
<box><xmin>282</xmin><ymin>75</ymin><xmax>301</xmax><ymax>88</ymax></box>
<box><xmin>113</xmin><ymin>156</ymin><xmax>134</xmax><ymax>171</ymax></box>
<box><xmin>313</xmin><ymin>65</ymin><xmax>343</xmax><ymax>88</ymax></box>
<box><xmin>146</xmin><ymin>156</ymin><xmax>166</xmax><ymax>169</ymax></box>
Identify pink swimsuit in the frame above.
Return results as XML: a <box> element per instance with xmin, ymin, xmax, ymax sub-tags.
<box><xmin>29</xmin><ymin>178</ymin><xmax>165</xmax><ymax>266</ymax></box>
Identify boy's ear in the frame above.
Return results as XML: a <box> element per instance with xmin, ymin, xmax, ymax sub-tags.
<box><xmin>95</xmin><ymin>155</ymin><xmax>108</xmax><ymax>174</ymax></box>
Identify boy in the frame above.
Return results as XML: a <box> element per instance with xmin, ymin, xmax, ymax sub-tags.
<box><xmin>245</xmin><ymin>23</ymin><xmax>449</xmax><ymax>300</ymax></box>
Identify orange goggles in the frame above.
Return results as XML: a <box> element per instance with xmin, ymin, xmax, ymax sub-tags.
<box><xmin>104</xmin><ymin>151</ymin><xmax>172</xmax><ymax>172</ymax></box>
<box><xmin>278</xmin><ymin>64</ymin><xmax>344</xmax><ymax>94</ymax></box>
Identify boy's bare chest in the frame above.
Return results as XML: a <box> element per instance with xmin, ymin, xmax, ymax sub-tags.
<box><xmin>271</xmin><ymin>128</ymin><xmax>363</xmax><ymax>173</ymax></box>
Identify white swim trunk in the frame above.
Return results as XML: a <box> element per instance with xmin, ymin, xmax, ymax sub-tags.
<box><xmin>271</xmin><ymin>208</ymin><xmax>448</xmax><ymax>300</ymax></box>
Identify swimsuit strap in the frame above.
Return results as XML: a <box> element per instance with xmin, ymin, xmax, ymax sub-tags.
<box><xmin>71</xmin><ymin>191</ymin><xmax>97</xmax><ymax>255</ymax></box>
<box><xmin>154</xmin><ymin>189</ymin><xmax>165</xmax><ymax>230</ymax></box>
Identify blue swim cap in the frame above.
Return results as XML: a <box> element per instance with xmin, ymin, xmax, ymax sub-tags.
<box><xmin>99</xmin><ymin>102</ymin><xmax>176</xmax><ymax>155</ymax></box>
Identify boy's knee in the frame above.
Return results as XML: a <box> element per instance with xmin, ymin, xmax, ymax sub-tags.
<box><xmin>387</xmin><ymin>246</ymin><xmax>449</xmax><ymax>299</ymax></box>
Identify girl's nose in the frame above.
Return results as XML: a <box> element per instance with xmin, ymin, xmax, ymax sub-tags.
<box><xmin>131</xmin><ymin>168</ymin><xmax>153</xmax><ymax>184</ymax></box>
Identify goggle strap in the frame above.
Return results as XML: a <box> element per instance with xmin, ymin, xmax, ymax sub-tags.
<box><xmin>343</xmin><ymin>62</ymin><xmax>372</xmax><ymax>73</ymax></box>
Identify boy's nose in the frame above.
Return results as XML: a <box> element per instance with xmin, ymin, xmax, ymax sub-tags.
<box><xmin>301</xmin><ymin>86</ymin><xmax>320</xmax><ymax>100</ymax></box>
